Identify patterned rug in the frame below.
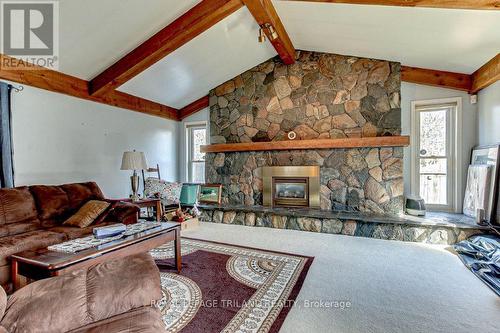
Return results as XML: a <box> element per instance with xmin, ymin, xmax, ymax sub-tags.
<box><xmin>150</xmin><ymin>238</ymin><xmax>313</xmax><ymax>333</ymax></box>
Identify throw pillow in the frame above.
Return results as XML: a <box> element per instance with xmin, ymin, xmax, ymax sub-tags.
<box><xmin>63</xmin><ymin>200</ymin><xmax>110</xmax><ymax>228</ymax></box>
<box><xmin>161</xmin><ymin>182</ymin><xmax>183</xmax><ymax>206</ymax></box>
<box><xmin>144</xmin><ymin>178</ymin><xmax>182</xmax><ymax>206</ymax></box>
<box><xmin>144</xmin><ymin>177</ymin><xmax>163</xmax><ymax>198</ymax></box>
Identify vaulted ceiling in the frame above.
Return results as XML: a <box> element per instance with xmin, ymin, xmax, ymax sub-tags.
<box><xmin>119</xmin><ymin>6</ymin><xmax>276</xmax><ymax>109</ymax></box>
<box><xmin>2</xmin><ymin>0</ymin><xmax>500</xmax><ymax>118</ymax></box>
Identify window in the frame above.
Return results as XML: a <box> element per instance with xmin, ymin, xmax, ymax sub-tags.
<box><xmin>411</xmin><ymin>98</ymin><xmax>462</xmax><ymax>212</ymax></box>
<box><xmin>186</xmin><ymin>123</ymin><xmax>207</xmax><ymax>183</ymax></box>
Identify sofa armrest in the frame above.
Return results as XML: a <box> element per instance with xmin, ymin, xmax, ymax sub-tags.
<box><xmin>104</xmin><ymin>201</ymin><xmax>140</xmax><ymax>225</ymax></box>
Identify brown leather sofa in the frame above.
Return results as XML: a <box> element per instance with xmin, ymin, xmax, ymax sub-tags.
<box><xmin>0</xmin><ymin>182</ymin><xmax>139</xmax><ymax>292</ymax></box>
<box><xmin>0</xmin><ymin>252</ymin><xmax>165</xmax><ymax>332</ymax></box>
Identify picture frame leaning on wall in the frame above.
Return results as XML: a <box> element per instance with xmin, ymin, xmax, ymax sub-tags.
<box><xmin>198</xmin><ymin>184</ymin><xmax>223</xmax><ymax>204</ymax></box>
<box><xmin>470</xmin><ymin>144</ymin><xmax>500</xmax><ymax>225</ymax></box>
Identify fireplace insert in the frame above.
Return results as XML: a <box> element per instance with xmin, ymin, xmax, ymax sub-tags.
<box><xmin>263</xmin><ymin>166</ymin><xmax>320</xmax><ymax>208</ymax></box>
<box><xmin>273</xmin><ymin>177</ymin><xmax>309</xmax><ymax>207</ymax></box>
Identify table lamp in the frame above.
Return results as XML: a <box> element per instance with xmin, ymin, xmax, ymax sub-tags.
<box><xmin>121</xmin><ymin>150</ymin><xmax>147</xmax><ymax>201</ymax></box>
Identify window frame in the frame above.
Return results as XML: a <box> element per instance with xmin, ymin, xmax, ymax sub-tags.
<box><xmin>185</xmin><ymin>121</ymin><xmax>208</xmax><ymax>184</ymax></box>
<box><xmin>410</xmin><ymin>97</ymin><xmax>463</xmax><ymax>213</ymax></box>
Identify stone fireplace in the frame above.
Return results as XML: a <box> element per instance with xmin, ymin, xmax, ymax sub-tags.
<box><xmin>198</xmin><ymin>50</ymin><xmax>488</xmax><ymax>244</ymax></box>
<box><xmin>205</xmin><ymin>50</ymin><xmax>404</xmax><ymax>215</ymax></box>
<box><xmin>263</xmin><ymin>166</ymin><xmax>320</xmax><ymax>208</ymax></box>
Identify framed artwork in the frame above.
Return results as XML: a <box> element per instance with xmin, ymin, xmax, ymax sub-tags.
<box><xmin>463</xmin><ymin>165</ymin><xmax>492</xmax><ymax>218</ymax></box>
<box><xmin>198</xmin><ymin>184</ymin><xmax>222</xmax><ymax>204</ymax></box>
<box><xmin>470</xmin><ymin>144</ymin><xmax>500</xmax><ymax>224</ymax></box>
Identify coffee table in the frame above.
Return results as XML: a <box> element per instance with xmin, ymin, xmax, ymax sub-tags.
<box><xmin>10</xmin><ymin>222</ymin><xmax>181</xmax><ymax>291</ymax></box>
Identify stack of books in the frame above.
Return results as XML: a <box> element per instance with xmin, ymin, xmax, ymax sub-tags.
<box><xmin>93</xmin><ymin>224</ymin><xmax>126</xmax><ymax>239</ymax></box>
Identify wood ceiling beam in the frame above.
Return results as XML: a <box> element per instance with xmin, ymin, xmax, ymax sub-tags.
<box><xmin>89</xmin><ymin>0</ymin><xmax>244</xmax><ymax>96</ymax></box>
<box><xmin>242</xmin><ymin>0</ymin><xmax>296</xmax><ymax>64</ymax></box>
<box><xmin>179</xmin><ymin>95</ymin><xmax>210</xmax><ymax>120</ymax></box>
<box><xmin>471</xmin><ymin>53</ymin><xmax>500</xmax><ymax>93</ymax></box>
<box><xmin>401</xmin><ymin>66</ymin><xmax>472</xmax><ymax>92</ymax></box>
<box><xmin>287</xmin><ymin>1</ymin><xmax>500</xmax><ymax>10</ymax></box>
<box><xmin>0</xmin><ymin>54</ymin><xmax>179</xmax><ymax>120</ymax></box>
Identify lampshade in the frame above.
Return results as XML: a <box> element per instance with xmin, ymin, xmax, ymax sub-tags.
<box><xmin>120</xmin><ymin>151</ymin><xmax>148</xmax><ymax>170</ymax></box>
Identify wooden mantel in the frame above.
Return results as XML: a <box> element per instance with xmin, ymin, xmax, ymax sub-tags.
<box><xmin>201</xmin><ymin>136</ymin><xmax>410</xmax><ymax>153</ymax></box>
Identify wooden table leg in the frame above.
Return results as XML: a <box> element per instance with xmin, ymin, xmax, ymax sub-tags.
<box><xmin>174</xmin><ymin>227</ymin><xmax>181</xmax><ymax>273</ymax></box>
<box><xmin>156</xmin><ymin>201</ymin><xmax>162</xmax><ymax>222</ymax></box>
<box><xmin>11</xmin><ymin>259</ymin><xmax>20</xmax><ymax>291</ymax></box>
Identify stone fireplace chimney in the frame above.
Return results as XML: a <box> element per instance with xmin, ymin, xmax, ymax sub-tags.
<box><xmin>205</xmin><ymin>50</ymin><xmax>403</xmax><ymax>214</ymax></box>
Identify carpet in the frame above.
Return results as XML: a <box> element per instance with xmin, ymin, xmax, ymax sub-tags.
<box><xmin>178</xmin><ymin>223</ymin><xmax>500</xmax><ymax>333</ymax></box>
<box><xmin>150</xmin><ymin>238</ymin><xmax>313</xmax><ymax>333</ymax></box>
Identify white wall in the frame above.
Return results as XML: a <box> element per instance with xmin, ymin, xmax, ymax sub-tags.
<box><xmin>401</xmin><ymin>82</ymin><xmax>477</xmax><ymax>207</ymax></box>
<box><xmin>7</xmin><ymin>82</ymin><xmax>179</xmax><ymax>198</ymax></box>
<box><xmin>477</xmin><ymin>81</ymin><xmax>500</xmax><ymax>146</ymax></box>
<box><xmin>177</xmin><ymin>108</ymin><xmax>209</xmax><ymax>182</ymax></box>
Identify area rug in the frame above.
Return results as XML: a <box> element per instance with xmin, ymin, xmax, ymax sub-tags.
<box><xmin>150</xmin><ymin>238</ymin><xmax>313</xmax><ymax>333</ymax></box>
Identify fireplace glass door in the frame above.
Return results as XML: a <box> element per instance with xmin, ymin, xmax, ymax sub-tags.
<box><xmin>273</xmin><ymin>177</ymin><xmax>309</xmax><ymax>207</ymax></box>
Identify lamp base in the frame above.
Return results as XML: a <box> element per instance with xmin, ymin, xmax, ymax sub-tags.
<box><xmin>130</xmin><ymin>172</ymin><xmax>140</xmax><ymax>202</ymax></box>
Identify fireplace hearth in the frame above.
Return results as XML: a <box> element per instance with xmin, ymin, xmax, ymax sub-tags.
<box><xmin>263</xmin><ymin>166</ymin><xmax>320</xmax><ymax>208</ymax></box>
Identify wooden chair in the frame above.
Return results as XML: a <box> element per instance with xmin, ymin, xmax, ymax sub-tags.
<box><xmin>141</xmin><ymin>164</ymin><xmax>161</xmax><ymax>220</ymax></box>
<box><xmin>142</xmin><ymin>164</ymin><xmax>161</xmax><ymax>190</ymax></box>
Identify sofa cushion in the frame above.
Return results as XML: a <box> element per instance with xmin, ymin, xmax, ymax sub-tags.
<box><xmin>39</xmin><ymin>219</ymin><xmax>59</xmax><ymax>229</ymax></box>
<box><xmin>30</xmin><ymin>185</ymin><xmax>70</xmax><ymax>220</ymax></box>
<box><xmin>68</xmin><ymin>306</ymin><xmax>164</xmax><ymax>333</ymax></box>
<box><xmin>63</xmin><ymin>200</ymin><xmax>110</xmax><ymax>228</ymax></box>
<box><xmin>0</xmin><ymin>187</ymin><xmax>39</xmax><ymax>226</ymax></box>
<box><xmin>86</xmin><ymin>253</ymin><xmax>162</xmax><ymax>321</ymax></box>
<box><xmin>0</xmin><ymin>253</ymin><xmax>162</xmax><ymax>333</ymax></box>
<box><xmin>48</xmin><ymin>222</ymin><xmax>112</xmax><ymax>240</ymax></box>
<box><xmin>0</xmin><ymin>221</ymin><xmax>39</xmax><ymax>238</ymax></box>
<box><xmin>0</xmin><ymin>230</ymin><xmax>66</xmax><ymax>265</ymax></box>
<box><xmin>61</xmin><ymin>182</ymin><xmax>105</xmax><ymax>212</ymax></box>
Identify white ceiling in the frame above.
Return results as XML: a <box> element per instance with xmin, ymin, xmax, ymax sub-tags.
<box><xmin>118</xmin><ymin>6</ymin><xmax>277</xmax><ymax>109</ymax></box>
<box><xmin>58</xmin><ymin>0</ymin><xmax>200</xmax><ymax>79</ymax></box>
<box><xmin>53</xmin><ymin>1</ymin><xmax>500</xmax><ymax>109</ymax></box>
<box><xmin>274</xmin><ymin>1</ymin><xmax>500</xmax><ymax>74</ymax></box>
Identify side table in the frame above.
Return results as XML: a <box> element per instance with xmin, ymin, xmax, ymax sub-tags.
<box><xmin>120</xmin><ymin>198</ymin><xmax>163</xmax><ymax>221</ymax></box>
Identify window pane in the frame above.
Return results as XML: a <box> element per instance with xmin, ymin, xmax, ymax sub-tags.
<box><xmin>191</xmin><ymin>162</ymin><xmax>205</xmax><ymax>183</ymax></box>
<box><xmin>420</xmin><ymin>174</ymin><xmax>447</xmax><ymax>205</ymax></box>
<box><xmin>419</xmin><ymin>110</ymin><xmax>446</xmax><ymax>157</ymax></box>
<box><xmin>192</xmin><ymin>128</ymin><xmax>206</xmax><ymax>161</ymax></box>
<box><xmin>420</xmin><ymin>158</ymin><xmax>447</xmax><ymax>174</ymax></box>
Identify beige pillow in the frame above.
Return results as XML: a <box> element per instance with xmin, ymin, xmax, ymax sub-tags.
<box><xmin>63</xmin><ymin>200</ymin><xmax>110</xmax><ymax>228</ymax></box>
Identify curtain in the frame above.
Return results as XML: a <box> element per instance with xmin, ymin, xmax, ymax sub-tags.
<box><xmin>0</xmin><ymin>82</ymin><xmax>14</xmax><ymax>188</ymax></box>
